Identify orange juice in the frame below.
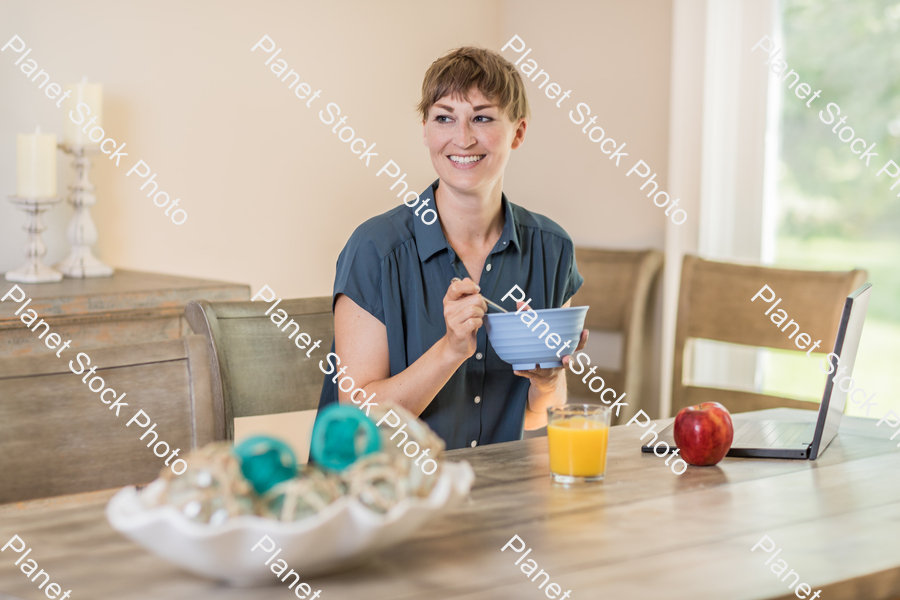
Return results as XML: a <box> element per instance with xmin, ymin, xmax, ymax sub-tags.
<box><xmin>547</xmin><ymin>417</ymin><xmax>608</xmax><ymax>477</ymax></box>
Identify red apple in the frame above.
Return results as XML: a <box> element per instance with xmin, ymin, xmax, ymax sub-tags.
<box><xmin>673</xmin><ymin>402</ymin><xmax>734</xmax><ymax>466</ymax></box>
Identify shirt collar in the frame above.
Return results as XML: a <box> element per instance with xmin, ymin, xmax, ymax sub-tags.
<box><xmin>414</xmin><ymin>179</ymin><xmax>521</xmax><ymax>262</ymax></box>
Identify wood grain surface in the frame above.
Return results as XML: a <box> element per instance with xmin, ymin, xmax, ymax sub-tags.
<box><xmin>0</xmin><ymin>270</ymin><xmax>250</xmax><ymax>358</ymax></box>
<box><xmin>0</xmin><ymin>409</ymin><xmax>898</xmax><ymax>599</ymax></box>
<box><xmin>0</xmin><ymin>336</ymin><xmax>215</xmax><ymax>504</ymax></box>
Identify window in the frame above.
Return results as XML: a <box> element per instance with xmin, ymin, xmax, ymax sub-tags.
<box><xmin>760</xmin><ymin>0</ymin><xmax>900</xmax><ymax>419</ymax></box>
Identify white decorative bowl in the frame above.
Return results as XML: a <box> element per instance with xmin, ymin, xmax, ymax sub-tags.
<box><xmin>106</xmin><ymin>461</ymin><xmax>475</xmax><ymax>586</ymax></box>
<box><xmin>484</xmin><ymin>306</ymin><xmax>588</xmax><ymax>370</ymax></box>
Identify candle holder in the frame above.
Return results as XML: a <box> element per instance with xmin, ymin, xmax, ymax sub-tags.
<box><xmin>5</xmin><ymin>195</ymin><xmax>64</xmax><ymax>283</ymax></box>
<box><xmin>55</xmin><ymin>144</ymin><xmax>114</xmax><ymax>278</ymax></box>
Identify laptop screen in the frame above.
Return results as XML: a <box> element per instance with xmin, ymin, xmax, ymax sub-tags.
<box><xmin>810</xmin><ymin>283</ymin><xmax>872</xmax><ymax>459</ymax></box>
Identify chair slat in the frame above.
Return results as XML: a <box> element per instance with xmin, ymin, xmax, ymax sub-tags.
<box><xmin>185</xmin><ymin>297</ymin><xmax>335</xmax><ymax>440</ymax></box>
<box><xmin>672</xmin><ymin>255</ymin><xmax>867</xmax><ymax>416</ymax></box>
<box><xmin>565</xmin><ymin>248</ymin><xmax>663</xmax><ymax>424</ymax></box>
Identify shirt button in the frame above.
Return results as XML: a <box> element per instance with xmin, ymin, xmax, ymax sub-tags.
<box><xmin>474</xmin><ymin>396</ymin><xmax>481</xmax><ymax>404</ymax></box>
<box><xmin>475</xmin><ymin>352</ymin><xmax>483</xmax><ymax>360</ymax></box>
<box><xmin>471</xmin><ymin>440</ymin><xmax>478</xmax><ymax>447</ymax></box>
<box><xmin>486</xmin><ymin>264</ymin><xmax>492</xmax><ymax>272</ymax></box>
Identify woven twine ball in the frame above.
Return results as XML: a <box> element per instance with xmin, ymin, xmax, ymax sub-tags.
<box><xmin>261</xmin><ymin>466</ymin><xmax>346</xmax><ymax>521</ymax></box>
<box><xmin>365</xmin><ymin>403</ymin><xmax>446</xmax><ymax>497</ymax></box>
<box><xmin>143</xmin><ymin>442</ymin><xmax>257</xmax><ymax>525</ymax></box>
<box><xmin>341</xmin><ymin>452</ymin><xmax>414</xmax><ymax>513</ymax></box>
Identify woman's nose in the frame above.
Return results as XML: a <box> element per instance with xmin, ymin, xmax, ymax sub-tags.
<box><xmin>453</xmin><ymin>120</ymin><xmax>476</xmax><ymax>148</ymax></box>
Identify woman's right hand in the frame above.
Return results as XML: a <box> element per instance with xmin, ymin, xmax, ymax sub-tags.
<box><xmin>443</xmin><ymin>277</ymin><xmax>487</xmax><ymax>360</ymax></box>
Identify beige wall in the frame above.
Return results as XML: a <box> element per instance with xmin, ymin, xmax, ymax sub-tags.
<box><xmin>1</xmin><ymin>1</ymin><xmax>673</xmax><ymax>434</ymax></box>
<box><xmin>501</xmin><ymin>0</ymin><xmax>673</xmax><ymax>251</ymax></box>
<box><xmin>499</xmin><ymin>0</ymin><xmax>673</xmax><ymax>417</ymax></box>
<box><xmin>0</xmin><ymin>0</ymin><xmax>503</xmax><ymax>298</ymax></box>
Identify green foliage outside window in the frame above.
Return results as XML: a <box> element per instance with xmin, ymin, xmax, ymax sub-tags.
<box><xmin>779</xmin><ymin>0</ymin><xmax>900</xmax><ymax>242</ymax></box>
<box><xmin>763</xmin><ymin>0</ymin><xmax>900</xmax><ymax>417</ymax></box>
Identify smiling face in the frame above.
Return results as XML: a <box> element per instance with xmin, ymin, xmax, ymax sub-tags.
<box><xmin>423</xmin><ymin>87</ymin><xmax>527</xmax><ymax>197</ymax></box>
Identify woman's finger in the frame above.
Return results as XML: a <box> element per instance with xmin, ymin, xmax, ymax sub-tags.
<box><xmin>446</xmin><ymin>291</ymin><xmax>486</xmax><ymax>321</ymax></box>
<box><xmin>461</xmin><ymin>316</ymin><xmax>483</xmax><ymax>334</ymax></box>
<box><xmin>559</xmin><ymin>331</ymin><xmax>588</xmax><ymax>366</ymax></box>
<box><xmin>575</xmin><ymin>329</ymin><xmax>589</xmax><ymax>352</ymax></box>
<box><xmin>447</xmin><ymin>302</ymin><xmax>484</xmax><ymax>327</ymax></box>
<box><xmin>446</xmin><ymin>277</ymin><xmax>480</xmax><ymax>301</ymax></box>
<box><xmin>460</xmin><ymin>293</ymin><xmax>488</xmax><ymax>312</ymax></box>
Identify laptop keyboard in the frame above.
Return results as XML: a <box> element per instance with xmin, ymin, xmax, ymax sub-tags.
<box><xmin>732</xmin><ymin>421</ymin><xmax>815</xmax><ymax>448</ymax></box>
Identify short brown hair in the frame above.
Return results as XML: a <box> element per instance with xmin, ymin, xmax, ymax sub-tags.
<box><xmin>417</xmin><ymin>46</ymin><xmax>530</xmax><ymax>123</ymax></box>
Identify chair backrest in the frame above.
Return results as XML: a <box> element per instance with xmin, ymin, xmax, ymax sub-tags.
<box><xmin>0</xmin><ymin>335</ymin><xmax>214</xmax><ymax>504</ymax></box>
<box><xmin>565</xmin><ymin>247</ymin><xmax>663</xmax><ymax>424</ymax></box>
<box><xmin>185</xmin><ymin>297</ymin><xmax>333</xmax><ymax>441</ymax></box>
<box><xmin>672</xmin><ymin>255</ymin><xmax>868</xmax><ymax>415</ymax></box>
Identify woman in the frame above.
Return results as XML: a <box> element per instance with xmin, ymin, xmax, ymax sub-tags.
<box><xmin>317</xmin><ymin>46</ymin><xmax>586</xmax><ymax>450</ymax></box>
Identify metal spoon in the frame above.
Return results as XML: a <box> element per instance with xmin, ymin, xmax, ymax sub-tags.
<box><xmin>451</xmin><ymin>277</ymin><xmax>509</xmax><ymax>313</ymax></box>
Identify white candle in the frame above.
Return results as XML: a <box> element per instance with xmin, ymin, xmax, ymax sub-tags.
<box><xmin>63</xmin><ymin>78</ymin><xmax>103</xmax><ymax>147</ymax></box>
<box><xmin>16</xmin><ymin>128</ymin><xmax>57</xmax><ymax>199</ymax></box>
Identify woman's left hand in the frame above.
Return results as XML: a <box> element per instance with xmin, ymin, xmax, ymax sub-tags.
<box><xmin>515</xmin><ymin>327</ymin><xmax>587</xmax><ymax>430</ymax></box>
<box><xmin>512</xmin><ymin>300</ymin><xmax>589</xmax><ymax>425</ymax></box>
<box><xmin>513</xmin><ymin>328</ymin><xmax>589</xmax><ymax>390</ymax></box>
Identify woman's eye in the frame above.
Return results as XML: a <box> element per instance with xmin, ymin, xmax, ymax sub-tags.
<box><xmin>436</xmin><ymin>115</ymin><xmax>452</xmax><ymax>123</ymax></box>
<box><xmin>474</xmin><ymin>115</ymin><xmax>494</xmax><ymax>123</ymax></box>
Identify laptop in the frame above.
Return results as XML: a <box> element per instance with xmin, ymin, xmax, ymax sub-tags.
<box><xmin>643</xmin><ymin>283</ymin><xmax>872</xmax><ymax>460</ymax></box>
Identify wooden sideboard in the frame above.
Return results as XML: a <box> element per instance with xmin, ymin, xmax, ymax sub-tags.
<box><xmin>0</xmin><ymin>269</ymin><xmax>249</xmax><ymax>358</ymax></box>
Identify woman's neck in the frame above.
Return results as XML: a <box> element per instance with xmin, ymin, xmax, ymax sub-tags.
<box><xmin>435</xmin><ymin>178</ymin><xmax>505</xmax><ymax>253</ymax></box>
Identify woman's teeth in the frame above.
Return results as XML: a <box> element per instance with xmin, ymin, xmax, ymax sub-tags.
<box><xmin>449</xmin><ymin>155</ymin><xmax>485</xmax><ymax>164</ymax></box>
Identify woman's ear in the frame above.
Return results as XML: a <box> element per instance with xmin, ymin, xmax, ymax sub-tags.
<box><xmin>510</xmin><ymin>118</ymin><xmax>528</xmax><ymax>150</ymax></box>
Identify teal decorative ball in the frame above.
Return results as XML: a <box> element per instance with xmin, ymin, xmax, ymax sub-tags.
<box><xmin>310</xmin><ymin>404</ymin><xmax>381</xmax><ymax>472</ymax></box>
<box><xmin>234</xmin><ymin>436</ymin><xmax>298</xmax><ymax>495</ymax></box>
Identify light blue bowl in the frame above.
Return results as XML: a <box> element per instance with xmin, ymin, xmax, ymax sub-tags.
<box><xmin>484</xmin><ymin>306</ymin><xmax>588</xmax><ymax>370</ymax></box>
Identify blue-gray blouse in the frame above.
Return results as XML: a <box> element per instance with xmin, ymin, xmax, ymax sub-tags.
<box><xmin>317</xmin><ymin>179</ymin><xmax>583</xmax><ymax>450</ymax></box>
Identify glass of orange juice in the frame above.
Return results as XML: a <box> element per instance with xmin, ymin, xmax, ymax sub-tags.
<box><xmin>547</xmin><ymin>404</ymin><xmax>610</xmax><ymax>484</ymax></box>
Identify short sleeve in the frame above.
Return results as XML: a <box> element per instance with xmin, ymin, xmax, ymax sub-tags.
<box><xmin>561</xmin><ymin>240</ymin><xmax>584</xmax><ymax>305</ymax></box>
<box><xmin>333</xmin><ymin>226</ymin><xmax>385</xmax><ymax>323</ymax></box>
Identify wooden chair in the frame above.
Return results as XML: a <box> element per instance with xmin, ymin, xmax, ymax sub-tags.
<box><xmin>672</xmin><ymin>255</ymin><xmax>868</xmax><ymax>415</ymax></box>
<box><xmin>565</xmin><ymin>247</ymin><xmax>663</xmax><ymax>425</ymax></box>
<box><xmin>185</xmin><ymin>297</ymin><xmax>333</xmax><ymax>441</ymax></box>
<box><xmin>0</xmin><ymin>335</ymin><xmax>215</xmax><ymax>504</ymax></box>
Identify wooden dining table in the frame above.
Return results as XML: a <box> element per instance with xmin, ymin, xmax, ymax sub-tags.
<box><xmin>2</xmin><ymin>408</ymin><xmax>900</xmax><ymax>600</ymax></box>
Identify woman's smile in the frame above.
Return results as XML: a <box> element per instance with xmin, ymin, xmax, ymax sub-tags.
<box><xmin>448</xmin><ymin>154</ymin><xmax>486</xmax><ymax>168</ymax></box>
